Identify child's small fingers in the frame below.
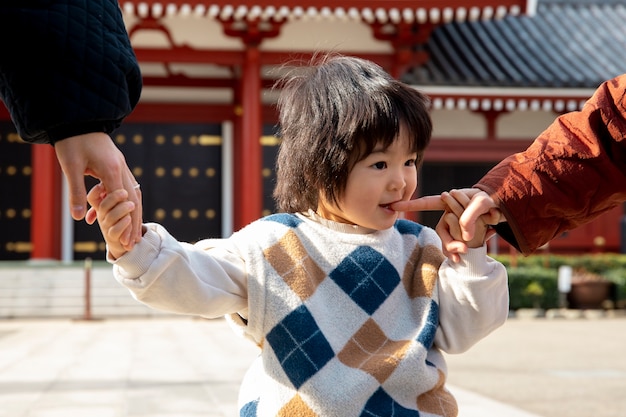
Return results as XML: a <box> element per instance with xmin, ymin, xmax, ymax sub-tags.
<box><xmin>107</xmin><ymin>215</ymin><xmax>132</xmax><ymax>241</ymax></box>
<box><xmin>447</xmin><ymin>241</ymin><xmax>469</xmax><ymax>255</ymax></box>
<box><xmin>437</xmin><ymin>212</ymin><xmax>465</xmax><ymax>247</ymax></box>
<box><xmin>86</xmin><ymin>183</ymin><xmax>105</xmax><ymax>209</ymax></box>
<box><xmin>484</xmin><ymin>208</ymin><xmax>502</xmax><ymax>226</ymax></box>
<box><xmin>107</xmin><ymin>201</ymin><xmax>136</xmax><ymax>225</ymax></box>
<box><xmin>85</xmin><ymin>207</ymin><xmax>98</xmax><ymax>225</ymax></box>
<box><xmin>98</xmin><ymin>189</ymin><xmax>130</xmax><ymax>214</ymax></box>
<box><xmin>97</xmin><ymin>201</ymin><xmax>135</xmax><ymax>235</ymax></box>
<box><xmin>448</xmin><ymin>189</ymin><xmax>471</xmax><ymax>208</ymax></box>
<box><xmin>443</xmin><ymin>211</ymin><xmax>462</xmax><ymax>238</ymax></box>
<box><xmin>441</xmin><ymin>192</ymin><xmax>464</xmax><ymax>218</ymax></box>
<box><xmin>120</xmin><ymin>222</ymin><xmax>140</xmax><ymax>250</ymax></box>
<box><xmin>435</xmin><ymin>218</ymin><xmax>454</xmax><ymax>245</ymax></box>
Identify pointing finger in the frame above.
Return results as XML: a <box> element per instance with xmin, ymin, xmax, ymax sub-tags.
<box><xmin>391</xmin><ymin>195</ymin><xmax>446</xmax><ymax>212</ymax></box>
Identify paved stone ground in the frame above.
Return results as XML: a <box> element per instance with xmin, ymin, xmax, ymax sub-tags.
<box><xmin>2</xmin><ymin>315</ymin><xmax>622</xmax><ymax>417</ymax></box>
<box><xmin>444</xmin><ymin>314</ymin><xmax>626</xmax><ymax>417</ymax></box>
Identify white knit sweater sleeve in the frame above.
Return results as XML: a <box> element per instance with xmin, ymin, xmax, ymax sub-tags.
<box><xmin>435</xmin><ymin>244</ymin><xmax>509</xmax><ymax>354</ymax></box>
<box><xmin>109</xmin><ymin>222</ymin><xmax>248</xmax><ymax>318</ymax></box>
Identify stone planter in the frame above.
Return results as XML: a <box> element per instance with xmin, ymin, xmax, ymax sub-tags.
<box><xmin>567</xmin><ymin>280</ymin><xmax>616</xmax><ymax>309</ymax></box>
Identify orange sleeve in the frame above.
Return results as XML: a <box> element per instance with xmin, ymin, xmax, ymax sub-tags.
<box><xmin>475</xmin><ymin>74</ymin><xmax>626</xmax><ymax>255</ymax></box>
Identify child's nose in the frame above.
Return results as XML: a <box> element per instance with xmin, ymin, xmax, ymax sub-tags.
<box><xmin>388</xmin><ymin>170</ymin><xmax>406</xmax><ymax>190</ymax></box>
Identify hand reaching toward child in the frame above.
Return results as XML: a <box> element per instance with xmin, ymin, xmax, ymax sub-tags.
<box><xmin>86</xmin><ymin>183</ymin><xmax>141</xmax><ymax>260</ymax></box>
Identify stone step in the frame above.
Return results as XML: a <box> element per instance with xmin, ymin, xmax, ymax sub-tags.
<box><xmin>0</xmin><ymin>261</ymin><xmax>178</xmax><ymax>319</ymax></box>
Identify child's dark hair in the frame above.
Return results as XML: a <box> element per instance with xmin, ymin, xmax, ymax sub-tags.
<box><xmin>273</xmin><ymin>54</ymin><xmax>432</xmax><ymax>213</ymax></box>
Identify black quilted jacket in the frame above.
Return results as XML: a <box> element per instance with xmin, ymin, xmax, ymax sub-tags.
<box><xmin>0</xmin><ymin>0</ymin><xmax>142</xmax><ymax>144</ymax></box>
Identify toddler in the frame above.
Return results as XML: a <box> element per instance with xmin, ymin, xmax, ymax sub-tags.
<box><xmin>88</xmin><ymin>54</ymin><xmax>508</xmax><ymax>417</ymax></box>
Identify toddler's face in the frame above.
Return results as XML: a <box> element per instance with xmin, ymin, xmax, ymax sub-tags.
<box><xmin>317</xmin><ymin>129</ymin><xmax>417</xmax><ymax>230</ymax></box>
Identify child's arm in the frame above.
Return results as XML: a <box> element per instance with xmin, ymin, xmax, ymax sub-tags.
<box><xmin>86</xmin><ymin>183</ymin><xmax>248</xmax><ymax>319</ymax></box>
<box><xmin>86</xmin><ymin>183</ymin><xmax>139</xmax><ymax>260</ymax></box>
<box><xmin>434</xmin><ymin>190</ymin><xmax>509</xmax><ymax>352</ymax></box>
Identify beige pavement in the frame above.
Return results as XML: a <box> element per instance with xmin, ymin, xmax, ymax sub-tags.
<box><xmin>445</xmin><ymin>314</ymin><xmax>626</xmax><ymax>417</ymax></box>
<box><xmin>1</xmin><ymin>315</ymin><xmax>622</xmax><ymax>417</ymax></box>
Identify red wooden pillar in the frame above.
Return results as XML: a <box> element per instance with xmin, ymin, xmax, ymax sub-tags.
<box><xmin>235</xmin><ymin>45</ymin><xmax>263</xmax><ymax>230</ymax></box>
<box><xmin>30</xmin><ymin>145</ymin><xmax>61</xmax><ymax>259</ymax></box>
<box><xmin>232</xmin><ymin>103</ymin><xmax>244</xmax><ymax>231</ymax></box>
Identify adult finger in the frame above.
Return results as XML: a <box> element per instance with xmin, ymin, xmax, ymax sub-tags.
<box><xmin>390</xmin><ymin>195</ymin><xmax>446</xmax><ymax>212</ymax></box>
<box><xmin>54</xmin><ymin>135</ymin><xmax>102</xmax><ymax>221</ymax></box>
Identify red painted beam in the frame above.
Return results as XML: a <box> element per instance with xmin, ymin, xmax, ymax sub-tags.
<box><xmin>125</xmin><ymin>102</ymin><xmax>278</xmax><ymax>124</ymax></box>
<box><xmin>141</xmin><ymin>75</ymin><xmax>236</xmax><ymax>88</ymax></box>
<box><xmin>133</xmin><ymin>47</ymin><xmax>244</xmax><ymax>65</ymax></box>
<box><xmin>134</xmin><ymin>47</ymin><xmax>397</xmax><ymax>68</ymax></box>
<box><xmin>125</xmin><ymin>103</ymin><xmax>235</xmax><ymax>123</ymax></box>
<box><xmin>424</xmin><ymin>138</ymin><xmax>531</xmax><ymax>162</ymax></box>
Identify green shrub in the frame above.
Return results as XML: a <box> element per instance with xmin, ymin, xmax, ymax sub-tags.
<box><xmin>505</xmin><ymin>266</ymin><xmax>559</xmax><ymax>310</ymax></box>
<box><xmin>492</xmin><ymin>253</ymin><xmax>626</xmax><ymax>310</ymax></box>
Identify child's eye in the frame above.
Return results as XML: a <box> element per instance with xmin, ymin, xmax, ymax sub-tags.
<box><xmin>405</xmin><ymin>159</ymin><xmax>416</xmax><ymax>167</ymax></box>
<box><xmin>372</xmin><ymin>161</ymin><xmax>387</xmax><ymax>169</ymax></box>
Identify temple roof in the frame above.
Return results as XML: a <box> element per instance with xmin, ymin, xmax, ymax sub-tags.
<box><xmin>404</xmin><ymin>0</ymin><xmax>626</xmax><ymax>88</ymax></box>
<box><xmin>120</xmin><ymin>0</ymin><xmax>624</xmax><ymax>112</ymax></box>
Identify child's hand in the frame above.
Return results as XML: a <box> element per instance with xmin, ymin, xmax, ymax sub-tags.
<box><xmin>436</xmin><ymin>189</ymin><xmax>497</xmax><ymax>262</ymax></box>
<box><xmin>86</xmin><ymin>183</ymin><xmax>138</xmax><ymax>260</ymax></box>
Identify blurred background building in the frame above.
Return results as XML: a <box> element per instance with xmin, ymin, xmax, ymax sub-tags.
<box><xmin>2</xmin><ymin>0</ymin><xmax>625</xmax><ymax>261</ymax></box>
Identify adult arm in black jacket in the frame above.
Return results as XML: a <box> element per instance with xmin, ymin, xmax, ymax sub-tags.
<box><xmin>0</xmin><ymin>0</ymin><xmax>143</xmax><ymax>248</ymax></box>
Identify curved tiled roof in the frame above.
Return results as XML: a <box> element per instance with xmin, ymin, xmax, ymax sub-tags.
<box><xmin>404</xmin><ymin>0</ymin><xmax>626</xmax><ymax>88</ymax></box>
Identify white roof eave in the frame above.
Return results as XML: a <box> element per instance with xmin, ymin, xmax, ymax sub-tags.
<box><xmin>121</xmin><ymin>2</ymin><xmax>525</xmax><ymax>24</ymax></box>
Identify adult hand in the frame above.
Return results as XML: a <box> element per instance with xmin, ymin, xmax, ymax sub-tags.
<box><xmin>391</xmin><ymin>188</ymin><xmax>503</xmax><ymax>261</ymax></box>
<box><xmin>54</xmin><ymin>132</ymin><xmax>142</xmax><ymax>250</ymax></box>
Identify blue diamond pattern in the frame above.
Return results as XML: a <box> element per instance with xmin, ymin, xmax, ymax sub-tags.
<box><xmin>416</xmin><ymin>300</ymin><xmax>439</xmax><ymax>350</ymax></box>
<box><xmin>360</xmin><ymin>387</ymin><xmax>419</xmax><ymax>417</ymax></box>
<box><xmin>330</xmin><ymin>246</ymin><xmax>400</xmax><ymax>315</ymax></box>
<box><xmin>240</xmin><ymin>399</ymin><xmax>258</xmax><ymax>417</ymax></box>
<box><xmin>395</xmin><ymin>219</ymin><xmax>423</xmax><ymax>237</ymax></box>
<box><xmin>266</xmin><ymin>305</ymin><xmax>335</xmax><ymax>389</ymax></box>
<box><xmin>262</xmin><ymin>213</ymin><xmax>303</xmax><ymax>228</ymax></box>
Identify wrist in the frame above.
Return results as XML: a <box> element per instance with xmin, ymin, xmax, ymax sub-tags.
<box><xmin>108</xmin><ymin>247</ymin><xmax>128</xmax><ymax>260</ymax></box>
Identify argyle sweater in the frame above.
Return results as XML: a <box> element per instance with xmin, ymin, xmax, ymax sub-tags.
<box><xmin>111</xmin><ymin>212</ymin><xmax>509</xmax><ymax>417</ymax></box>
